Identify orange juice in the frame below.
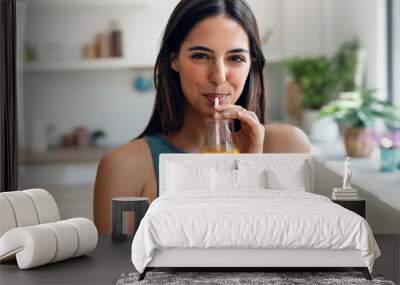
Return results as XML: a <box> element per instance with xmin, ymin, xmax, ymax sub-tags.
<box><xmin>202</xmin><ymin>147</ymin><xmax>240</xmax><ymax>154</ymax></box>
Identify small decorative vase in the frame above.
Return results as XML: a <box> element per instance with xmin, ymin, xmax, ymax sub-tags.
<box><xmin>133</xmin><ymin>76</ymin><xmax>152</xmax><ymax>92</ymax></box>
<box><xmin>344</xmin><ymin>127</ymin><xmax>375</xmax><ymax>157</ymax></box>
<box><xmin>380</xmin><ymin>147</ymin><xmax>398</xmax><ymax>172</ymax></box>
<box><xmin>395</xmin><ymin>148</ymin><xmax>400</xmax><ymax>169</ymax></box>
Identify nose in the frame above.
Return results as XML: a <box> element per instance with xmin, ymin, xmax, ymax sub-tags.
<box><xmin>209</xmin><ymin>59</ymin><xmax>227</xmax><ymax>86</ymax></box>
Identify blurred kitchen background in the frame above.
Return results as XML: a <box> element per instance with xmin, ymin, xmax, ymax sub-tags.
<box><xmin>15</xmin><ymin>0</ymin><xmax>399</xmax><ymax>227</ymax></box>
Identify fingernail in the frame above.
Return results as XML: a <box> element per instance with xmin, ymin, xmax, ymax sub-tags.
<box><xmin>223</xmin><ymin>112</ymin><xmax>229</xmax><ymax>117</ymax></box>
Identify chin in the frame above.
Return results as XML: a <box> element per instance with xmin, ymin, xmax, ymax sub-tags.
<box><xmin>200</xmin><ymin>108</ymin><xmax>214</xmax><ymax>118</ymax></box>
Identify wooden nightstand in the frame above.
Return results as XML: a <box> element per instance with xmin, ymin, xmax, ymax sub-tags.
<box><xmin>332</xmin><ymin>199</ymin><xmax>366</xmax><ymax>218</ymax></box>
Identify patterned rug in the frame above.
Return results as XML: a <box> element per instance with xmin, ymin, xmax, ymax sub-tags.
<box><xmin>116</xmin><ymin>271</ymin><xmax>396</xmax><ymax>285</ymax></box>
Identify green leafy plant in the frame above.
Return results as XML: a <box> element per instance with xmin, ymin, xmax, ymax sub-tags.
<box><xmin>284</xmin><ymin>56</ymin><xmax>338</xmax><ymax>110</ymax></box>
<box><xmin>320</xmin><ymin>89</ymin><xmax>400</xmax><ymax>128</ymax></box>
<box><xmin>331</xmin><ymin>39</ymin><xmax>360</xmax><ymax>91</ymax></box>
<box><xmin>284</xmin><ymin>39</ymin><xmax>360</xmax><ymax>110</ymax></box>
<box><xmin>91</xmin><ymin>129</ymin><xmax>106</xmax><ymax>143</ymax></box>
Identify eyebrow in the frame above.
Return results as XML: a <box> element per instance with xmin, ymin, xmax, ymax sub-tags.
<box><xmin>188</xmin><ymin>45</ymin><xmax>249</xmax><ymax>53</ymax></box>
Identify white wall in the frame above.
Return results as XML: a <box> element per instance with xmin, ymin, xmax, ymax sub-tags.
<box><xmin>247</xmin><ymin>0</ymin><xmax>285</xmax><ymax>58</ymax></box>
<box><xmin>24</xmin><ymin>70</ymin><xmax>156</xmax><ymax>147</ymax></box>
<box><xmin>283</xmin><ymin>0</ymin><xmax>326</xmax><ymax>57</ymax></box>
<box><xmin>326</xmin><ymin>0</ymin><xmax>387</xmax><ymax>99</ymax></box>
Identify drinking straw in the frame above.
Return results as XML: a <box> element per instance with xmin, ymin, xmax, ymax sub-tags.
<box><xmin>214</xmin><ymin>97</ymin><xmax>220</xmax><ymax>147</ymax></box>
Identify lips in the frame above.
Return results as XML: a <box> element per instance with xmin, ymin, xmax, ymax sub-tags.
<box><xmin>203</xmin><ymin>93</ymin><xmax>229</xmax><ymax>105</ymax></box>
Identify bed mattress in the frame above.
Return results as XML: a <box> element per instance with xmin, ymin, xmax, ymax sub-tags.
<box><xmin>131</xmin><ymin>190</ymin><xmax>380</xmax><ymax>273</ymax></box>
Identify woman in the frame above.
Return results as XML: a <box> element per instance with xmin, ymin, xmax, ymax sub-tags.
<box><xmin>94</xmin><ymin>0</ymin><xmax>311</xmax><ymax>234</ymax></box>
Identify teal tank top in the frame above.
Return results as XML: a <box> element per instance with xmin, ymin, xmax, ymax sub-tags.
<box><xmin>144</xmin><ymin>135</ymin><xmax>186</xmax><ymax>196</ymax></box>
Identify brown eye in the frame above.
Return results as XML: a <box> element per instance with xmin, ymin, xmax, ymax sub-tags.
<box><xmin>230</xmin><ymin>55</ymin><xmax>245</xmax><ymax>63</ymax></box>
<box><xmin>192</xmin><ymin>53</ymin><xmax>209</xmax><ymax>60</ymax></box>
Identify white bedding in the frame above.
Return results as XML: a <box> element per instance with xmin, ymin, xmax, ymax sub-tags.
<box><xmin>131</xmin><ymin>190</ymin><xmax>380</xmax><ymax>273</ymax></box>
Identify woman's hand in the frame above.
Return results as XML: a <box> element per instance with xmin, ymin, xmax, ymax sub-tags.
<box><xmin>214</xmin><ymin>104</ymin><xmax>265</xmax><ymax>153</ymax></box>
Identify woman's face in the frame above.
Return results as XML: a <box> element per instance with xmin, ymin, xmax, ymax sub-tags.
<box><xmin>171</xmin><ymin>15</ymin><xmax>251</xmax><ymax>117</ymax></box>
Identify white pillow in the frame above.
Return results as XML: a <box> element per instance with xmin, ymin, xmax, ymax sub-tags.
<box><xmin>236</xmin><ymin>169</ymin><xmax>268</xmax><ymax>189</ymax></box>
<box><xmin>211</xmin><ymin>169</ymin><xmax>268</xmax><ymax>190</ymax></box>
<box><xmin>212</xmin><ymin>168</ymin><xmax>237</xmax><ymax>190</ymax></box>
<box><xmin>237</xmin><ymin>159</ymin><xmax>308</xmax><ymax>191</ymax></box>
<box><xmin>167</xmin><ymin>162</ymin><xmax>212</xmax><ymax>191</ymax></box>
<box><xmin>266</xmin><ymin>167</ymin><xmax>306</xmax><ymax>191</ymax></box>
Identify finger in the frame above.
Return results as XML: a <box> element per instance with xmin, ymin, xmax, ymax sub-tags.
<box><xmin>215</xmin><ymin>105</ymin><xmax>260</xmax><ymax>121</ymax></box>
<box><xmin>214</xmin><ymin>106</ymin><xmax>246</xmax><ymax>120</ymax></box>
<box><xmin>214</xmin><ymin>104</ymin><xmax>245</xmax><ymax>113</ymax></box>
<box><xmin>247</xmin><ymin>111</ymin><xmax>259</xmax><ymax>120</ymax></box>
<box><xmin>219</xmin><ymin>110</ymin><xmax>260</xmax><ymax>138</ymax></box>
<box><xmin>214</xmin><ymin>109</ymin><xmax>242</xmax><ymax>120</ymax></box>
<box><xmin>237</xmin><ymin>111</ymin><xmax>261</xmax><ymax>134</ymax></box>
<box><xmin>219</xmin><ymin>109</ymin><xmax>259</xmax><ymax>124</ymax></box>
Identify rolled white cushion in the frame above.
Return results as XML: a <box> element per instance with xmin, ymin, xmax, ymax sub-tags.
<box><xmin>0</xmin><ymin>226</ymin><xmax>57</xmax><ymax>269</ymax></box>
<box><xmin>0</xmin><ymin>191</ymin><xmax>39</xmax><ymax>227</ymax></box>
<box><xmin>23</xmin><ymin>189</ymin><xmax>60</xmax><ymax>223</ymax></box>
<box><xmin>0</xmin><ymin>218</ymin><xmax>98</xmax><ymax>269</ymax></box>
<box><xmin>0</xmin><ymin>196</ymin><xmax>17</xmax><ymax>237</ymax></box>
<box><xmin>64</xmin><ymin>218</ymin><xmax>98</xmax><ymax>257</ymax></box>
<box><xmin>42</xmin><ymin>221</ymin><xmax>79</xmax><ymax>262</ymax></box>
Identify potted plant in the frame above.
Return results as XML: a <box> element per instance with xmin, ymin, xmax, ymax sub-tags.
<box><xmin>91</xmin><ymin>129</ymin><xmax>107</xmax><ymax>148</ymax></box>
<box><xmin>320</xmin><ymin>89</ymin><xmax>400</xmax><ymax>157</ymax></box>
<box><xmin>284</xmin><ymin>39</ymin><xmax>360</xmax><ymax>142</ymax></box>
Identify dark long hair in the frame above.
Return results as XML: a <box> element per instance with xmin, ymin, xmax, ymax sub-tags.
<box><xmin>137</xmin><ymin>0</ymin><xmax>266</xmax><ymax>138</ymax></box>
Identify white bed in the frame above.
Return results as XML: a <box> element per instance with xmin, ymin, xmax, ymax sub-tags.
<box><xmin>131</xmin><ymin>154</ymin><xmax>380</xmax><ymax>280</ymax></box>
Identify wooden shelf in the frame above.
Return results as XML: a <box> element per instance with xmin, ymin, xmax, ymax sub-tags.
<box><xmin>23</xmin><ymin>58</ymin><xmax>153</xmax><ymax>72</ymax></box>
<box><xmin>19</xmin><ymin>147</ymin><xmax>110</xmax><ymax>165</ymax></box>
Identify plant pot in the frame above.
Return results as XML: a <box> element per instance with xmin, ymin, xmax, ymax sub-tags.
<box><xmin>286</xmin><ymin>81</ymin><xmax>303</xmax><ymax>121</ymax></box>
<box><xmin>344</xmin><ymin>128</ymin><xmax>375</xmax><ymax>157</ymax></box>
<box><xmin>396</xmin><ymin>148</ymin><xmax>400</xmax><ymax>169</ymax></box>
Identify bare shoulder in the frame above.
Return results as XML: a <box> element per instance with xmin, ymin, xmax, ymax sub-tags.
<box><xmin>263</xmin><ymin>123</ymin><xmax>311</xmax><ymax>153</ymax></box>
<box><xmin>100</xmin><ymin>138</ymin><xmax>151</xmax><ymax>169</ymax></box>
<box><xmin>95</xmin><ymin>138</ymin><xmax>154</xmax><ymax>193</ymax></box>
<box><xmin>94</xmin><ymin>138</ymin><xmax>154</xmax><ymax>233</ymax></box>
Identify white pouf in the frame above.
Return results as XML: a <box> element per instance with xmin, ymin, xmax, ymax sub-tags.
<box><xmin>0</xmin><ymin>189</ymin><xmax>98</xmax><ymax>269</ymax></box>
